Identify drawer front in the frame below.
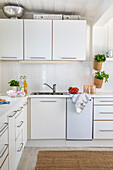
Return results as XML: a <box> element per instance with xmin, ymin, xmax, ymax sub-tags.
<box><xmin>94</xmin><ymin>98</ymin><xmax>113</xmax><ymax>105</ymax></box>
<box><xmin>15</xmin><ymin>109</ymin><xmax>24</xmax><ymax>139</ymax></box>
<box><xmin>94</xmin><ymin>106</ymin><xmax>113</xmax><ymax>120</ymax></box>
<box><xmin>94</xmin><ymin>121</ymin><xmax>113</xmax><ymax>139</ymax></box>
<box><xmin>15</xmin><ymin>130</ymin><xmax>23</xmax><ymax>169</ymax></box>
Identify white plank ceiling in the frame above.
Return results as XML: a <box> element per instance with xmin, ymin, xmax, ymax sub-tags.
<box><xmin>0</xmin><ymin>0</ymin><xmax>103</xmax><ymax>18</ymax></box>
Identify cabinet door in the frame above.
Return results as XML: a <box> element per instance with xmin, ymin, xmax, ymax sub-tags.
<box><xmin>24</xmin><ymin>20</ymin><xmax>52</xmax><ymax>60</ymax></box>
<box><xmin>0</xmin><ymin>19</ymin><xmax>23</xmax><ymax>60</ymax></box>
<box><xmin>31</xmin><ymin>98</ymin><xmax>66</xmax><ymax>139</ymax></box>
<box><xmin>23</xmin><ymin>102</ymin><xmax>28</xmax><ymax>146</ymax></box>
<box><xmin>53</xmin><ymin>20</ymin><xmax>86</xmax><ymax>60</ymax></box>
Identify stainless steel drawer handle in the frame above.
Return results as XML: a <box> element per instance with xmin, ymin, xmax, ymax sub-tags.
<box><xmin>99</xmin><ymin>130</ymin><xmax>113</xmax><ymax>132</ymax></box>
<box><xmin>17</xmin><ymin>107</ymin><xmax>23</xmax><ymax>112</ymax></box>
<box><xmin>61</xmin><ymin>57</ymin><xmax>77</xmax><ymax>59</ymax></box>
<box><xmin>40</xmin><ymin>101</ymin><xmax>57</xmax><ymax>102</ymax></box>
<box><xmin>17</xmin><ymin>121</ymin><xmax>24</xmax><ymax>128</ymax></box>
<box><xmin>23</xmin><ymin>102</ymin><xmax>28</xmax><ymax>106</ymax></box>
<box><xmin>100</xmin><ymin>101</ymin><xmax>113</xmax><ymax>102</ymax></box>
<box><xmin>9</xmin><ymin>111</ymin><xmax>17</xmax><ymax>117</ymax></box>
<box><xmin>100</xmin><ymin>112</ymin><xmax>113</xmax><ymax>114</ymax></box>
<box><xmin>0</xmin><ymin>123</ymin><xmax>8</xmax><ymax>133</ymax></box>
<box><xmin>17</xmin><ymin>143</ymin><xmax>23</xmax><ymax>152</ymax></box>
<box><xmin>0</xmin><ymin>144</ymin><xmax>8</xmax><ymax>158</ymax></box>
<box><xmin>1</xmin><ymin>57</ymin><xmax>17</xmax><ymax>58</ymax></box>
<box><xmin>30</xmin><ymin>57</ymin><xmax>46</xmax><ymax>59</ymax></box>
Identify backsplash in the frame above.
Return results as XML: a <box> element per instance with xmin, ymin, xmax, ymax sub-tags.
<box><xmin>1</xmin><ymin>61</ymin><xmax>92</xmax><ymax>94</ymax></box>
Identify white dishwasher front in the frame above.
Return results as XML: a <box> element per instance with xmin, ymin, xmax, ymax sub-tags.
<box><xmin>67</xmin><ymin>98</ymin><xmax>93</xmax><ymax>140</ymax></box>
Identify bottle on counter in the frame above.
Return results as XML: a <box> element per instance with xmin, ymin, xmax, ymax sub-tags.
<box><xmin>23</xmin><ymin>76</ymin><xmax>27</xmax><ymax>95</ymax></box>
<box><xmin>19</xmin><ymin>76</ymin><xmax>24</xmax><ymax>92</ymax></box>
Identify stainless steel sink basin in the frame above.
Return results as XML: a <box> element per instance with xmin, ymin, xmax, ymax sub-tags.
<box><xmin>31</xmin><ymin>92</ymin><xmax>64</xmax><ymax>95</ymax></box>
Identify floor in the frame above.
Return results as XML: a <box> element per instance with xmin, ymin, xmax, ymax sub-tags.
<box><xmin>17</xmin><ymin>147</ymin><xmax>113</xmax><ymax>170</ymax></box>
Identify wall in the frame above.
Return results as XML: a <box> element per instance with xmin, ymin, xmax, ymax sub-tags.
<box><xmin>1</xmin><ymin>61</ymin><xmax>91</xmax><ymax>94</ymax></box>
<box><xmin>93</xmin><ymin>20</ymin><xmax>113</xmax><ymax>92</ymax></box>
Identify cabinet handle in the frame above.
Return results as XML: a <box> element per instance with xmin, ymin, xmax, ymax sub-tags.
<box><xmin>1</xmin><ymin>57</ymin><xmax>17</xmax><ymax>58</ymax></box>
<box><xmin>9</xmin><ymin>111</ymin><xmax>17</xmax><ymax>117</ymax></box>
<box><xmin>40</xmin><ymin>101</ymin><xmax>57</xmax><ymax>102</ymax></box>
<box><xmin>0</xmin><ymin>144</ymin><xmax>8</xmax><ymax>158</ymax></box>
<box><xmin>23</xmin><ymin>102</ymin><xmax>28</xmax><ymax>106</ymax></box>
<box><xmin>99</xmin><ymin>130</ymin><xmax>113</xmax><ymax>132</ymax></box>
<box><xmin>17</xmin><ymin>121</ymin><xmax>24</xmax><ymax>128</ymax></box>
<box><xmin>100</xmin><ymin>101</ymin><xmax>113</xmax><ymax>102</ymax></box>
<box><xmin>0</xmin><ymin>123</ymin><xmax>8</xmax><ymax>133</ymax></box>
<box><xmin>17</xmin><ymin>143</ymin><xmax>23</xmax><ymax>152</ymax></box>
<box><xmin>61</xmin><ymin>57</ymin><xmax>77</xmax><ymax>59</ymax></box>
<box><xmin>100</xmin><ymin>112</ymin><xmax>113</xmax><ymax>114</ymax></box>
<box><xmin>17</xmin><ymin>107</ymin><xmax>23</xmax><ymax>112</ymax></box>
<box><xmin>30</xmin><ymin>57</ymin><xmax>46</xmax><ymax>59</ymax></box>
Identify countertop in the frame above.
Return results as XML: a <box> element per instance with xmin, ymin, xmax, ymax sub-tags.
<box><xmin>0</xmin><ymin>96</ymin><xmax>27</xmax><ymax>117</ymax></box>
<box><xmin>29</xmin><ymin>92</ymin><xmax>113</xmax><ymax>98</ymax></box>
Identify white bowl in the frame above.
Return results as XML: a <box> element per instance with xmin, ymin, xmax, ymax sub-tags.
<box><xmin>3</xmin><ymin>5</ymin><xmax>25</xmax><ymax>18</ymax></box>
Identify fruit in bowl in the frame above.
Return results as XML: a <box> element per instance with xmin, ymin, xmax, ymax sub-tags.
<box><xmin>68</xmin><ymin>87</ymin><xmax>79</xmax><ymax>94</ymax></box>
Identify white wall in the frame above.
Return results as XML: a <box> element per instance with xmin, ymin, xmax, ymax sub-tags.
<box><xmin>93</xmin><ymin>20</ymin><xmax>113</xmax><ymax>92</ymax></box>
<box><xmin>1</xmin><ymin>61</ymin><xmax>91</xmax><ymax>94</ymax></box>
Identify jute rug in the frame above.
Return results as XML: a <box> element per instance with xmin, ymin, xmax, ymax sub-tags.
<box><xmin>35</xmin><ymin>151</ymin><xmax>113</xmax><ymax>170</ymax></box>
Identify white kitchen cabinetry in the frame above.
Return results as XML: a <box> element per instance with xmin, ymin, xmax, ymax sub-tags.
<box><xmin>94</xmin><ymin>98</ymin><xmax>113</xmax><ymax>139</ymax></box>
<box><xmin>53</xmin><ymin>20</ymin><xmax>86</xmax><ymax>60</ymax></box>
<box><xmin>24</xmin><ymin>20</ymin><xmax>52</xmax><ymax>60</ymax></box>
<box><xmin>0</xmin><ymin>19</ymin><xmax>23</xmax><ymax>60</ymax></box>
<box><xmin>8</xmin><ymin>100</ymin><xmax>27</xmax><ymax>170</ymax></box>
<box><xmin>0</xmin><ymin>116</ymin><xmax>9</xmax><ymax>170</ymax></box>
<box><xmin>31</xmin><ymin>98</ymin><xmax>66</xmax><ymax>139</ymax></box>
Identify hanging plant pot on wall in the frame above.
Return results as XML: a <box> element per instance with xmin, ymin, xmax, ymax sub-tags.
<box><xmin>94</xmin><ymin>71</ymin><xmax>109</xmax><ymax>88</ymax></box>
<box><xmin>94</xmin><ymin>78</ymin><xmax>103</xmax><ymax>88</ymax></box>
<box><xmin>94</xmin><ymin>61</ymin><xmax>103</xmax><ymax>71</ymax></box>
<box><xmin>94</xmin><ymin>54</ymin><xmax>106</xmax><ymax>71</ymax></box>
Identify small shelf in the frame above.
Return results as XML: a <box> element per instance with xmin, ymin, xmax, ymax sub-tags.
<box><xmin>106</xmin><ymin>58</ymin><xmax>113</xmax><ymax>61</ymax></box>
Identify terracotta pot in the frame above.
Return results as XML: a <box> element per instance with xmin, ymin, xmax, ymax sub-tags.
<box><xmin>9</xmin><ymin>86</ymin><xmax>19</xmax><ymax>92</ymax></box>
<box><xmin>94</xmin><ymin>78</ymin><xmax>103</xmax><ymax>88</ymax></box>
<box><xmin>94</xmin><ymin>61</ymin><xmax>103</xmax><ymax>71</ymax></box>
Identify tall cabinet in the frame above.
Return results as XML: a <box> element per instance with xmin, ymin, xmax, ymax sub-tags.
<box><xmin>53</xmin><ymin>20</ymin><xmax>86</xmax><ymax>60</ymax></box>
<box><xmin>24</xmin><ymin>20</ymin><xmax>52</xmax><ymax>60</ymax></box>
<box><xmin>0</xmin><ymin>19</ymin><xmax>23</xmax><ymax>60</ymax></box>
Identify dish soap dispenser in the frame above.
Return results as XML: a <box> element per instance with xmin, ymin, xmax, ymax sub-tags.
<box><xmin>19</xmin><ymin>76</ymin><xmax>24</xmax><ymax>92</ymax></box>
<box><xmin>24</xmin><ymin>76</ymin><xmax>27</xmax><ymax>95</ymax></box>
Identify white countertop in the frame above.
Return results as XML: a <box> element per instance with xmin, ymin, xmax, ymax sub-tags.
<box><xmin>29</xmin><ymin>92</ymin><xmax>113</xmax><ymax>98</ymax></box>
<box><xmin>0</xmin><ymin>96</ymin><xmax>27</xmax><ymax>117</ymax></box>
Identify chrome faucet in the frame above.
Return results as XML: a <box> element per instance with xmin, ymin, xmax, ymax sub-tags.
<box><xmin>43</xmin><ymin>83</ymin><xmax>56</xmax><ymax>94</ymax></box>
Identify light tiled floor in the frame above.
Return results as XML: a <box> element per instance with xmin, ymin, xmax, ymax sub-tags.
<box><xmin>17</xmin><ymin>147</ymin><xmax>113</xmax><ymax>170</ymax></box>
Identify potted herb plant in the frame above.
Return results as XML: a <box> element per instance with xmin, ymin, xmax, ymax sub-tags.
<box><xmin>94</xmin><ymin>54</ymin><xmax>106</xmax><ymax>71</ymax></box>
<box><xmin>94</xmin><ymin>71</ymin><xmax>109</xmax><ymax>88</ymax></box>
<box><xmin>8</xmin><ymin>80</ymin><xmax>19</xmax><ymax>92</ymax></box>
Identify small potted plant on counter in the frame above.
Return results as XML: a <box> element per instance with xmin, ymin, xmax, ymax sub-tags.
<box><xmin>94</xmin><ymin>71</ymin><xmax>109</xmax><ymax>88</ymax></box>
<box><xmin>94</xmin><ymin>54</ymin><xmax>106</xmax><ymax>71</ymax></box>
<box><xmin>8</xmin><ymin>80</ymin><xmax>19</xmax><ymax>92</ymax></box>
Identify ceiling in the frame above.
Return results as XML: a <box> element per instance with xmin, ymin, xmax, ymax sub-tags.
<box><xmin>0</xmin><ymin>0</ymin><xmax>102</xmax><ymax>18</ymax></box>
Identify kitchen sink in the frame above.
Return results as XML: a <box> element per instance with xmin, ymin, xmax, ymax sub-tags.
<box><xmin>30</xmin><ymin>92</ymin><xmax>64</xmax><ymax>95</ymax></box>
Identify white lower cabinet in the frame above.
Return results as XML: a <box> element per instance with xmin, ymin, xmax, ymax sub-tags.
<box><xmin>8</xmin><ymin>99</ymin><xmax>27</xmax><ymax>170</ymax></box>
<box><xmin>94</xmin><ymin>97</ymin><xmax>113</xmax><ymax>139</ymax></box>
<box><xmin>31</xmin><ymin>98</ymin><xmax>66</xmax><ymax>139</ymax></box>
<box><xmin>0</xmin><ymin>116</ymin><xmax>9</xmax><ymax>170</ymax></box>
<box><xmin>94</xmin><ymin>121</ymin><xmax>113</xmax><ymax>139</ymax></box>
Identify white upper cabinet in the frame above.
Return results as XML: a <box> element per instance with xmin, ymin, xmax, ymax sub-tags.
<box><xmin>53</xmin><ymin>20</ymin><xmax>86</xmax><ymax>60</ymax></box>
<box><xmin>0</xmin><ymin>19</ymin><xmax>23</xmax><ymax>60</ymax></box>
<box><xmin>24</xmin><ymin>20</ymin><xmax>52</xmax><ymax>60</ymax></box>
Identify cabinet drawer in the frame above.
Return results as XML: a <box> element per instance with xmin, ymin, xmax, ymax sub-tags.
<box><xmin>16</xmin><ymin>130</ymin><xmax>23</xmax><ymax>169</ymax></box>
<box><xmin>15</xmin><ymin>108</ymin><xmax>24</xmax><ymax>139</ymax></box>
<box><xmin>94</xmin><ymin>98</ymin><xmax>113</xmax><ymax>105</ymax></box>
<box><xmin>94</xmin><ymin>121</ymin><xmax>113</xmax><ymax>139</ymax></box>
<box><xmin>94</xmin><ymin>106</ymin><xmax>113</xmax><ymax>120</ymax></box>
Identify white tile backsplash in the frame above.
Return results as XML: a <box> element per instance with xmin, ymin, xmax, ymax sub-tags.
<box><xmin>1</xmin><ymin>61</ymin><xmax>92</xmax><ymax>94</ymax></box>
